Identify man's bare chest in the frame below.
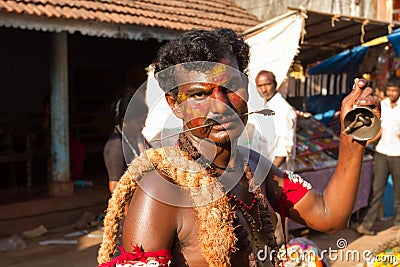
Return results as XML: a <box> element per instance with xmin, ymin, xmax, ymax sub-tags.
<box><xmin>175</xmin><ymin>206</ymin><xmax>275</xmax><ymax>267</ymax></box>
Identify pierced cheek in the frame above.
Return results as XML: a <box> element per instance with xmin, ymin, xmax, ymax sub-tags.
<box><xmin>190</xmin><ymin>118</ymin><xmax>204</xmax><ymax>128</ymax></box>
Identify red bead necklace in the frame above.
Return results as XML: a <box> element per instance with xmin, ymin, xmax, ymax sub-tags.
<box><xmin>228</xmin><ymin>192</ymin><xmax>257</xmax><ymax>211</ymax></box>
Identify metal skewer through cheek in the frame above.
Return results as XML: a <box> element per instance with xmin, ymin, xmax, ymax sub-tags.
<box><xmin>150</xmin><ymin>108</ymin><xmax>275</xmax><ymax>143</ymax></box>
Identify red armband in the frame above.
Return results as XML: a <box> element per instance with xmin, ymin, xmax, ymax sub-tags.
<box><xmin>98</xmin><ymin>245</ymin><xmax>172</xmax><ymax>267</ymax></box>
<box><xmin>271</xmin><ymin>171</ymin><xmax>312</xmax><ymax>255</ymax></box>
<box><xmin>274</xmin><ymin>171</ymin><xmax>312</xmax><ymax>219</ymax></box>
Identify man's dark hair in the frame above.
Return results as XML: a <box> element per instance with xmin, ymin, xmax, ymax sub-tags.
<box><xmin>386</xmin><ymin>76</ymin><xmax>400</xmax><ymax>88</ymax></box>
<box><xmin>153</xmin><ymin>28</ymin><xmax>250</xmax><ymax>93</ymax></box>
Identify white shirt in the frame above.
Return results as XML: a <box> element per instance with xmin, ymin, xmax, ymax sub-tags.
<box><xmin>375</xmin><ymin>97</ymin><xmax>400</xmax><ymax>156</ymax></box>
<box><xmin>251</xmin><ymin>92</ymin><xmax>297</xmax><ymax>171</ymax></box>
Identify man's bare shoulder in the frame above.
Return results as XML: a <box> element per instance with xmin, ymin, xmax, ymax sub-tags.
<box><xmin>130</xmin><ymin>166</ymin><xmax>195</xmax><ymax>209</ymax></box>
<box><xmin>125</xmin><ymin>169</ymin><xmax>203</xmax><ymax>263</ymax></box>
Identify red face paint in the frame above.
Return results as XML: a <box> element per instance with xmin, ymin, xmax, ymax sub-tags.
<box><xmin>228</xmin><ymin>89</ymin><xmax>248</xmax><ymax>114</ymax></box>
<box><xmin>182</xmin><ymin>100</ymin><xmax>209</xmax><ymax>127</ymax></box>
<box><xmin>174</xmin><ymin>60</ymin><xmax>248</xmax><ymax>142</ymax></box>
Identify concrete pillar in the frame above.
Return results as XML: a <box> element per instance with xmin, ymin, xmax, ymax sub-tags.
<box><xmin>49</xmin><ymin>31</ymin><xmax>73</xmax><ymax>197</ymax></box>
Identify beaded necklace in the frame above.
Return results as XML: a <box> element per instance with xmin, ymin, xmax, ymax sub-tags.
<box><xmin>228</xmin><ymin>192</ymin><xmax>257</xmax><ymax>210</ymax></box>
<box><xmin>177</xmin><ymin>133</ymin><xmax>280</xmax><ymax>267</ymax></box>
<box><xmin>231</xmin><ymin>196</ymin><xmax>264</xmax><ymax>253</ymax></box>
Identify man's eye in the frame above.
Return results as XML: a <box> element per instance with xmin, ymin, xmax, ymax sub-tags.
<box><xmin>192</xmin><ymin>92</ymin><xmax>208</xmax><ymax>99</ymax></box>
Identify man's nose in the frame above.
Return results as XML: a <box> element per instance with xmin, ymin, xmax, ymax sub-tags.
<box><xmin>258</xmin><ymin>85</ymin><xmax>267</xmax><ymax>92</ymax></box>
<box><xmin>210</xmin><ymin>86</ymin><xmax>229</xmax><ymax>114</ymax></box>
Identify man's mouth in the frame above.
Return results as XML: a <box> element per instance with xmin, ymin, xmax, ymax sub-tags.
<box><xmin>204</xmin><ymin>116</ymin><xmax>240</xmax><ymax>130</ymax></box>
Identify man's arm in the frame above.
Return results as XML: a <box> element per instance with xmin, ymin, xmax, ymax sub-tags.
<box><xmin>268</xmin><ymin>78</ymin><xmax>380</xmax><ymax>233</ymax></box>
<box><xmin>123</xmin><ymin>171</ymin><xmax>179</xmax><ymax>253</ymax></box>
<box><xmin>104</xmin><ymin>138</ymin><xmax>125</xmax><ymax>194</ymax></box>
<box><xmin>108</xmin><ymin>181</ymin><xmax>118</xmax><ymax>194</ymax></box>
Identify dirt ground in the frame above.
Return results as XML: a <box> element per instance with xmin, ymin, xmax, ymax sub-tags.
<box><xmin>0</xmin><ymin>215</ymin><xmax>396</xmax><ymax>267</ymax></box>
<box><xmin>0</xmin><ymin>224</ymin><xmax>102</xmax><ymax>267</ymax></box>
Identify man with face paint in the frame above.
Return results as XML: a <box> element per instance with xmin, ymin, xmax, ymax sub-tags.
<box><xmin>98</xmin><ymin>28</ymin><xmax>381</xmax><ymax>267</ymax></box>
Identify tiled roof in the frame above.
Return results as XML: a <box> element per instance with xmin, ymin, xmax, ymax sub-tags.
<box><xmin>0</xmin><ymin>0</ymin><xmax>261</xmax><ymax>39</ymax></box>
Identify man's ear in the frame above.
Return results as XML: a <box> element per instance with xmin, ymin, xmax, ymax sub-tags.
<box><xmin>165</xmin><ymin>93</ymin><xmax>184</xmax><ymax>119</ymax></box>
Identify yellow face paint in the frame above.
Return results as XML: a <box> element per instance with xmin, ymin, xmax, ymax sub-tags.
<box><xmin>207</xmin><ymin>64</ymin><xmax>226</xmax><ymax>77</ymax></box>
<box><xmin>206</xmin><ymin>64</ymin><xmax>229</xmax><ymax>86</ymax></box>
<box><xmin>192</xmin><ymin>109</ymin><xmax>200</xmax><ymax>117</ymax></box>
<box><xmin>177</xmin><ymin>92</ymin><xmax>187</xmax><ymax>102</ymax></box>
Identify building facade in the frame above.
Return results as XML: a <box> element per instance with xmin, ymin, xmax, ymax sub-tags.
<box><xmin>233</xmin><ymin>0</ymin><xmax>399</xmax><ymax>22</ymax></box>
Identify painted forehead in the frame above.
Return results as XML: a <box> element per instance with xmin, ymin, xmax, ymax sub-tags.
<box><xmin>175</xmin><ymin>61</ymin><xmax>247</xmax><ymax>88</ymax></box>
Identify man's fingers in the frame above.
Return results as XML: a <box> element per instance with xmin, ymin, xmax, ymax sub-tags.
<box><xmin>347</xmin><ymin>78</ymin><xmax>364</xmax><ymax>102</ymax></box>
<box><xmin>351</xmin><ymin>82</ymin><xmax>381</xmax><ymax>119</ymax></box>
<box><xmin>356</xmin><ymin>78</ymin><xmax>368</xmax><ymax>89</ymax></box>
<box><xmin>355</xmin><ymin>87</ymin><xmax>374</xmax><ymax>106</ymax></box>
<box><xmin>341</xmin><ymin>78</ymin><xmax>377</xmax><ymax>122</ymax></box>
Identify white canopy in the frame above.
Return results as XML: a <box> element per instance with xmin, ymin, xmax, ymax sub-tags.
<box><xmin>142</xmin><ymin>11</ymin><xmax>305</xmax><ymax>144</ymax></box>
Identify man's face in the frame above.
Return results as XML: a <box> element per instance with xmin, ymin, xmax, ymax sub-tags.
<box><xmin>171</xmin><ymin>59</ymin><xmax>248</xmax><ymax>144</ymax></box>
<box><xmin>256</xmin><ymin>72</ymin><xmax>276</xmax><ymax>101</ymax></box>
<box><xmin>386</xmin><ymin>85</ymin><xmax>400</xmax><ymax>103</ymax></box>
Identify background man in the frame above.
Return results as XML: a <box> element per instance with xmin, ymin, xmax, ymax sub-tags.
<box><xmin>357</xmin><ymin>76</ymin><xmax>400</xmax><ymax>235</ymax></box>
<box><xmin>254</xmin><ymin>70</ymin><xmax>297</xmax><ymax>171</ymax></box>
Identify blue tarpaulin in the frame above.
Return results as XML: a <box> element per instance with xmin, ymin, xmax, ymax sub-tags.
<box><xmin>383</xmin><ymin>175</ymin><xmax>394</xmax><ymax>218</ymax></box>
<box><xmin>309</xmin><ymin>46</ymin><xmax>370</xmax><ymax>75</ymax></box>
<box><xmin>309</xmin><ymin>29</ymin><xmax>400</xmax><ymax>75</ymax></box>
<box><xmin>306</xmin><ymin>94</ymin><xmax>346</xmax><ymax>125</ymax></box>
<box><xmin>387</xmin><ymin>28</ymin><xmax>400</xmax><ymax>56</ymax></box>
